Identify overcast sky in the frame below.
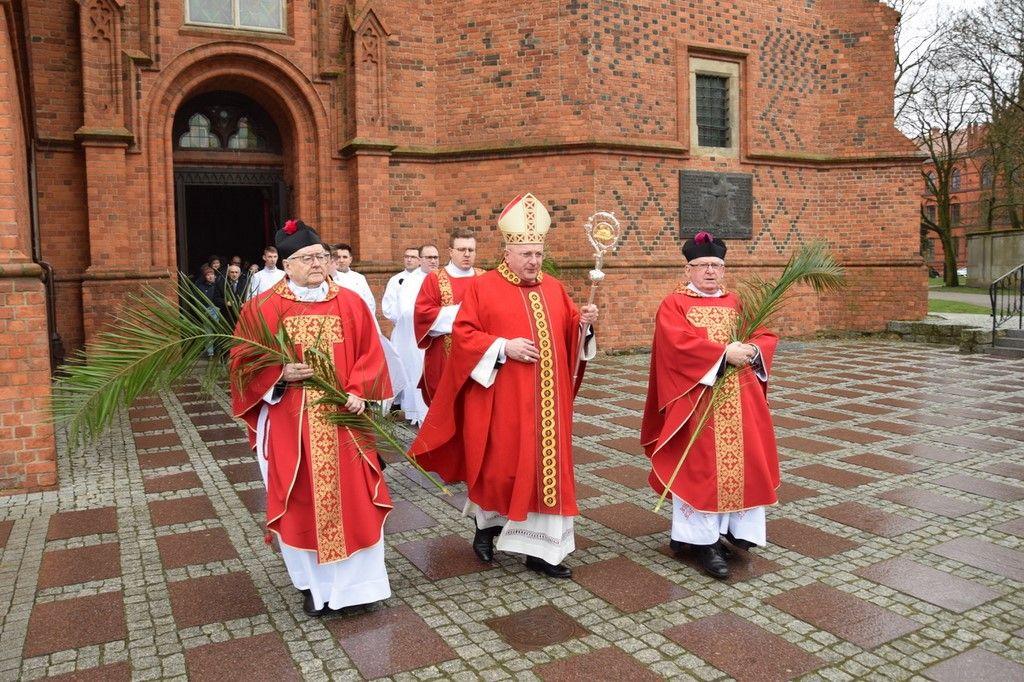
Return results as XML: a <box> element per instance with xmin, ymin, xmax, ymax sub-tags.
<box><xmin>897</xmin><ymin>0</ymin><xmax>987</xmax><ymax>49</ymax></box>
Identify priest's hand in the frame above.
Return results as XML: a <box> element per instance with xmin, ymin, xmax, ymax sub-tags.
<box><xmin>505</xmin><ymin>338</ymin><xmax>540</xmax><ymax>363</ymax></box>
<box><xmin>282</xmin><ymin>362</ymin><xmax>314</xmax><ymax>382</ymax></box>
<box><xmin>345</xmin><ymin>394</ymin><xmax>366</xmax><ymax>415</ymax></box>
<box><xmin>725</xmin><ymin>341</ymin><xmax>756</xmax><ymax>367</ymax></box>
<box><xmin>580</xmin><ymin>304</ymin><xmax>599</xmax><ymax>326</ymax></box>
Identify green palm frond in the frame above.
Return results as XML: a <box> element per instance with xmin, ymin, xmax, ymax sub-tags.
<box><xmin>734</xmin><ymin>242</ymin><xmax>845</xmax><ymax>342</ymax></box>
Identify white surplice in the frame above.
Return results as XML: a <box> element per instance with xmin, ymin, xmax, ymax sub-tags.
<box><xmin>388</xmin><ymin>268</ymin><xmax>428</xmax><ymax>424</ymax></box>
<box><xmin>253</xmin><ymin>279</ymin><xmax>391</xmax><ymax>610</ymax></box>
<box><xmin>246</xmin><ymin>266</ymin><xmax>285</xmax><ymax>298</ymax></box>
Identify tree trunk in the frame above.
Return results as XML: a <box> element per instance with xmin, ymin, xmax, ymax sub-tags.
<box><xmin>941</xmin><ymin>232</ymin><xmax>959</xmax><ymax>287</ymax></box>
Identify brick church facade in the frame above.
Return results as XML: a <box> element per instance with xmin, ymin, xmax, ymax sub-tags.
<box><xmin>0</xmin><ymin>0</ymin><xmax>923</xmax><ymax>492</ymax></box>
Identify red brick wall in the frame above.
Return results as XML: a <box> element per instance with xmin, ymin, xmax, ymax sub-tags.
<box><xmin>0</xmin><ymin>3</ymin><xmax>57</xmax><ymax>492</ymax></box>
<box><xmin>25</xmin><ymin>0</ymin><xmax>923</xmax><ymax>359</ymax></box>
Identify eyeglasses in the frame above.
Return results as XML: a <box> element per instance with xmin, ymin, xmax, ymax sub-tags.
<box><xmin>689</xmin><ymin>262</ymin><xmax>725</xmax><ymax>272</ymax></box>
<box><xmin>423</xmin><ymin>255</ymin><xmax>440</xmax><ymax>260</ymax></box>
<box><xmin>288</xmin><ymin>253</ymin><xmax>331</xmax><ymax>265</ymax></box>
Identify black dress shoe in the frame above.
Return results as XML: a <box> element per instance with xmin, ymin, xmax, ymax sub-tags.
<box><xmin>302</xmin><ymin>591</ymin><xmax>327</xmax><ymax>617</ymax></box>
<box><xmin>472</xmin><ymin>527</ymin><xmax>496</xmax><ymax>562</ymax></box>
<box><xmin>669</xmin><ymin>539</ymin><xmax>687</xmax><ymax>554</ymax></box>
<box><xmin>723</xmin><ymin>530</ymin><xmax>755</xmax><ymax>551</ymax></box>
<box><xmin>525</xmin><ymin>556</ymin><xmax>572</xmax><ymax>579</ymax></box>
<box><xmin>695</xmin><ymin>543</ymin><xmax>730</xmax><ymax>580</ymax></box>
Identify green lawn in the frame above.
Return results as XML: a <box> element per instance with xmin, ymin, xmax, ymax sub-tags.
<box><xmin>928</xmin><ymin>299</ymin><xmax>991</xmax><ymax>314</ymax></box>
<box><xmin>927</xmin><ymin>276</ymin><xmax>988</xmax><ymax>294</ymax></box>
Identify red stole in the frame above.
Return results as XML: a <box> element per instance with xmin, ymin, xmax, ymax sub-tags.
<box><xmin>640</xmin><ymin>287</ymin><xmax>780</xmax><ymax>512</ymax></box>
<box><xmin>409</xmin><ymin>264</ymin><xmax>585</xmax><ymax>521</ymax></box>
<box><xmin>413</xmin><ymin>266</ymin><xmax>483</xmax><ymax>404</ymax></box>
<box><xmin>230</xmin><ymin>279</ymin><xmax>393</xmax><ymax>563</ymax></box>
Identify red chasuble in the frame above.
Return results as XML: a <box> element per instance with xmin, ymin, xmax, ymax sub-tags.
<box><xmin>640</xmin><ymin>287</ymin><xmax>780</xmax><ymax>513</ymax></box>
<box><xmin>409</xmin><ymin>263</ymin><xmax>585</xmax><ymax>521</ymax></box>
<box><xmin>230</xmin><ymin>279</ymin><xmax>393</xmax><ymax>564</ymax></box>
<box><xmin>413</xmin><ymin>267</ymin><xmax>483</xmax><ymax>404</ymax></box>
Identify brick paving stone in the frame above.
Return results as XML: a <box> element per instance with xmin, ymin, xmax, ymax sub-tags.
<box><xmin>0</xmin><ymin>519</ymin><xmax>11</xmax><ymax>549</ymax></box>
<box><xmin>572</xmin><ymin>446</ymin><xmax>607</xmax><ymax>464</ymax></box>
<box><xmin>221</xmin><ymin>461</ymin><xmax>262</xmax><ymax>484</ymax></box>
<box><xmin>992</xmin><ymin>517</ymin><xmax>1024</xmax><ymax>538</ymax></box>
<box><xmin>325</xmin><ymin>605</ymin><xmax>456</xmax><ymax>679</ymax></box>
<box><xmin>903</xmin><ymin>414</ymin><xmax>967</xmax><ymax>429</ymax></box>
<box><xmin>887</xmin><ymin>443</ymin><xmax>973</xmax><ymax>464</ymax></box>
<box><xmin>598</xmin><ymin>436</ymin><xmax>646</xmax><ymax>457</ymax></box>
<box><xmin>785</xmin><ymin>392</ymin><xmax>832</xmax><ymax>405</ymax></box>
<box><xmin>934</xmin><ymin>474</ymin><xmax>1024</xmax><ymax>501</ymax></box>
<box><xmin>46</xmin><ymin>662</ymin><xmax>132</xmax><ymax>682</ymax></box>
<box><xmin>167</xmin><ymin>572</ymin><xmax>266</xmax><ymax>629</ymax></box>
<box><xmin>37</xmin><ymin>542</ymin><xmax>122</xmax><ymax>589</ymax></box>
<box><xmin>873</xmin><ymin>397</ymin><xmax>926</xmax><ymax>410</ymax></box>
<box><xmin>24</xmin><ymin>591</ymin><xmax>127</xmax><ymax>658</ymax></box>
<box><xmin>814</xmin><ymin>502</ymin><xmax>928</xmax><ymax>537</ymax></box>
<box><xmin>592</xmin><ymin>464</ymin><xmax>650</xmax><ymax>489</ymax></box>
<box><xmin>236</xmin><ymin>488</ymin><xmax>267</xmax><ymax>515</ymax></box>
<box><xmin>137</xmin><ymin>448</ymin><xmax>191</xmax><ymax>469</ymax></box>
<box><xmin>815</xmin><ymin>427</ymin><xmax>888</xmax><ymax>445</ymax></box>
<box><xmin>974</xmin><ymin>426</ymin><xmax>1024</xmax><ymax>442</ymax></box>
<box><xmin>572</xmin><ymin>420</ymin><xmax>613</xmax><ymax>437</ymax></box>
<box><xmin>394</xmin><ymin>534</ymin><xmax>496</xmax><ymax>580</ymax></box>
<box><xmin>442</xmin><ymin>489</ymin><xmax>468</xmax><ymax>511</ymax></box>
<box><xmin>838</xmin><ymin>402</ymin><xmax>891</xmax><ymax>416</ymax></box>
<box><xmin>189</xmin><ymin>413</ymin><xmax>236</xmax><ymax>427</ymax></box>
<box><xmin>772</xmin><ymin>415</ymin><xmax>817</xmax><ymax>430</ymax></box>
<box><xmin>384</xmin><ymin>500</ymin><xmax>437</xmax><ymax>534</ymax></box>
<box><xmin>128</xmin><ymin>404</ymin><xmax>168</xmax><ymax>419</ymax></box>
<box><xmin>776</xmin><ymin>482</ymin><xmax>820</xmax><ymax>503</ymax></box>
<box><xmin>142</xmin><ymin>470</ymin><xmax>202</xmax><ymax>493</ymax></box>
<box><xmin>574</xmin><ymin>402</ymin><xmax>614</xmax><ymax>416</ymax></box>
<box><xmin>199</xmin><ymin>425</ymin><xmax>247</xmax><ymax>443</ymax></box>
<box><xmin>777</xmin><ymin>436</ymin><xmax>842</xmax><ymax>455</ymax></box>
<box><xmin>790</xmin><ymin>464</ymin><xmax>879</xmax><ymax>489</ymax></box>
<box><xmin>485</xmin><ymin>605</ymin><xmax>590</xmax><ymax>652</ymax></box>
<box><xmin>858</xmin><ymin>420</ymin><xmax>930</xmax><ymax>436</ymax></box>
<box><xmin>574</xmin><ymin>533</ymin><xmax>599</xmax><ymax>550</ymax></box>
<box><xmin>582</xmin><ymin>502</ymin><xmax>669</xmax><ymax>537</ymax></box>
<box><xmin>208</xmin><ymin>442</ymin><xmax>254</xmax><ymax>460</ymax></box>
<box><xmin>573</xmin><ymin>556</ymin><xmax>690</xmax><ymax>613</ymax></box>
<box><xmin>574</xmin><ymin>482</ymin><xmax>603</xmax><ymax>499</ymax></box>
<box><xmin>130</xmin><ymin>416</ymin><xmax>175</xmax><ymax>432</ymax></box>
<box><xmin>856</xmin><ymin>558</ymin><xmax>1003</xmax><ymax>613</ymax></box>
<box><xmin>929</xmin><ymin>537</ymin><xmax>1024</xmax><ymax>582</ymax></box>
<box><xmin>794</xmin><ymin>408</ymin><xmax>850</xmax><ymax>423</ymax></box>
<box><xmin>610</xmin><ymin>398</ymin><xmax>646</xmax><ymax>411</ymax></box>
<box><xmin>766</xmin><ymin>519</ymin><xmax>859</xmax><ymax>558</ymax></box>
<box><xmin>931</xmin><ymin>433</ymin><xmax>1015</xmax><ymax>454</ymax></box>
<box><xmin>923</xmin><ymin>648</ymin><xmax>1024</xmax><ymax>682</ymax></box>
<box><xmin>659</xmin><ymin>544</ymin><xmax>782</xmax><ymax>583</ymax></box>
<box><xmin>877</xmin><ymin>487</ymin><xmax>987</xmax><ymax>517</ymax></box>
<box><xmin>133</xmin><ymin>432</ymin><xmax>182</xmax><ymax>450</ymax></box>
<box><xmin>46</xmin><ymin>507</ymin><xmax>118</xmax><ymax>540</ymax></box>
<box><xmin>766</xmin><ymin>584</ymin><xmax>921</xmax><ymax>649</ymax></box>
<box><xmin>840</xmin><ymin>453</ymin><xmax>926</xmax><ymax>475</ymax></box>
<box><xmin>157</xmin><ymin>528</ymin><xmax>239</xmax><ymax>569</ymax></box>
<box><xmin>608</xmin><ymin>413</ymin><xmax>641</xmax><ymax>430</ymax></box>
<box><xmin>577</xmin><ymin>387</ymin><xmax>616</xmax><ymax>400</ymax></box>
<box><xmin>149</xmin><ymin>495</ymin><xmax>218</xmax><ymax>526</ymax></box>
<box><xmin>664</xmin><ymin>611</ymin><xmax>824</xmax><ymax>682</ymax></box>
<box><xmin>183</xmin><ymin>401</ymin><xmax>224</xmax><ymax>416</ymax></box>
<box><xmin>185</xmin><ymin>632</ymin><xmax>301</xmax><ymax>680</ymax></box>
<box><xmin>535</xmin><ymin>646</ymin><xmax>662</xmax><ymax>682</ymax></box>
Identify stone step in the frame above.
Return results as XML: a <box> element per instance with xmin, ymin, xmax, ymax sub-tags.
<box><xmin>994</xmin><ymin>336</ymin><xmax>1024</xmax><ymax>350</ymax></box>
<box><xmin>981</xmin><ymin>345</ymin><xmax>1024</xmax><ymax>360</ymax></box>
<box><xmin>1003</xmin><ymin>328</ymin><xmax>1024</xmax><ymax>340</ymax></box>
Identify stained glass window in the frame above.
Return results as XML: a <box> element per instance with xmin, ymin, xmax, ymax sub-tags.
<box><xmin>696</xmin><ymin>75</ymin><xmax>730</xmax><ymax>148</ymax></box>
<box><xmin>178</xmin><ymin>114</ymin><xmax>221</xmax><ymax>149</ymax></box>
<box><xmin>239</xmin><ymin>0</ymin><xmax>283</xmax><ymax>30</ymax></box>
<box><xmin>228</xmin><ymin>118</ymin><xmax>265</xmax><ymax>149</ymax></box>
<box><xmin>186</xmin><ymin>0</ymin><xmax>284</xmax><ymax>32</ymax></box>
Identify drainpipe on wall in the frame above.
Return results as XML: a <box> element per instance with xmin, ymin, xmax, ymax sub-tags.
<box><xmin>28</xmin><ymin>144</ymin><xmax>65</xmax><ymax>371</ymax></box>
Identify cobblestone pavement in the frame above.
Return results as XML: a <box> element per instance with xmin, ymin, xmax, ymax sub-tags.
<box><xmin>2</xmin><ymin>340</ymin><xmax>1023</xmax><ymax>681</ymax></box>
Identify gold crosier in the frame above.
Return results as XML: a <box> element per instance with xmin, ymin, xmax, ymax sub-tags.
<box><xmin>281</xmin><ymin>315</ymin><xmax>349</xmax><ymax>563</ymax></box>
<box><xmin>684</xmin><ymin>306</ymin><xmax>745</xmax><ymax>511</ymax></box>
<box><xmin>527</xmin><ymin>290</ymin><xmax>560</xmax><ymax>510</ymax></box>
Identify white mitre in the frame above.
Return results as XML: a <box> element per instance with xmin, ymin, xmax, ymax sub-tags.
<box><xmin>498</xmin><ymin>193</ymin><xmax>552</xmax><ymax>245</ymax></box>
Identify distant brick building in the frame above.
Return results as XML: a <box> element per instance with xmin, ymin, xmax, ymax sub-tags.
<box><xmin>1</xmin><ymin>0</ymin><xmax>923</xmax><ymax>491</ymax></box>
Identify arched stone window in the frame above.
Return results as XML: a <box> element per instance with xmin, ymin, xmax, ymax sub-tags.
<box><xmin>981</xmin><ymin>163</ymin><xmax>994</xmax><ymax>190</ymax></box>
<box><xmin>186</xmin><ymin>0</ymin><xmax>284</xmax><ymax>32</ymax></box>
<box><xmin>950</xmin><ymin>168</ymin><xmax>962</xmax><ymax>192</ymax></box>
<box><xmin>173</xmin><ymin>91</ymin><xmax>282</xmax><ymax>154</ymax></box>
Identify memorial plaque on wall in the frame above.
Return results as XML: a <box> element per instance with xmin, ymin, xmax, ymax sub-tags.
<box><xmin>678</xmin><ymin>170</ymin><xmax>753</xmax><ymax>239</ymax></box>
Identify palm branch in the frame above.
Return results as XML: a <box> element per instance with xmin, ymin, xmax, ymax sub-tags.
<box><xmin>652</xmin><ymin>243</ymin><xmax>846</xmax><ymax>512</ymax></box>
<box><xmin>52</xmin><ymin>275</ymin><xmax>449</xmax><ymax>494</ymax></box>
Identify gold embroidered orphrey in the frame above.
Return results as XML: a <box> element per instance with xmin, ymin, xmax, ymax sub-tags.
<box><xmin>528</xmin><ymin>290</ymin><xmax>560</xmax><ymax>509</ymax></box>
<box><xmin>282</xmin><ymin>314</ymin><xmax>349</xmax><ymax>563</ymax></box>
<box><xmin>436</xmin><ymin>269</ymin><xmax>455</xmax><ymax>355</ymax></box>
<box><xmin>498</xmin><ymin>260</ymin><xmax>543</xmax><ymax>286</ymax></box>
<box><xmin>685</xmin><ymin>305</ymin><xmax>745</xmax><ymax>511</ymax></box>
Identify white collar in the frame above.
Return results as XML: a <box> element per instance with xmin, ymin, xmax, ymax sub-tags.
<box><xmin>445</xmin><ymin>262</ymin><xmax>475</xmax><ymax>277</ymax></box>
<box><xmin>287</xmin><ymin>279</ymin><xmax>328</xmax><ymax>302</ymax></box>
<box><xmin>687</xmin><ymin>283</ymin><xmax>724</xmax><ymax>298</ymax></box>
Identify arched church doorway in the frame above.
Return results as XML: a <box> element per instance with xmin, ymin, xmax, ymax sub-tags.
<box><xmin>172</xmin><ymin>91</ymin><xmax>288</xmax><ymax>278</ymax></box>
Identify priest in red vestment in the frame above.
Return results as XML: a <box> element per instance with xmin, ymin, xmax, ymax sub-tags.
<box><xmin>230</xmin><ymin>219</ymin><xmax>394</xmax><ymax>616</ymax></box>
<box><xmin>640</xmin><ymin>231</ymin><xmax>780</xmax><ymax>580</ymax></box>
<box><xmin>414</xmin><ymin>229</ymin><xmax>484</xmax><ymax>405</ymax></box>
<box><xmin>409</xmin><ymin>193</ymin><xmax>599</xmax><ymax>578</ymax></box>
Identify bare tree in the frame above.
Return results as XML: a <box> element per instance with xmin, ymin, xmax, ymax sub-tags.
<box><xmin>910</xmin><ymin>56</ymin><xmax>975</xmax><ymax>286</ymax></box>
<box><xmin>887</xmin><ymin>0</ymin><xmax>944</xmax><ymax>125</ymax></box>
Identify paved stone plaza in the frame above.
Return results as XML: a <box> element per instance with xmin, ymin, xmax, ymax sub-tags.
<box><xmin>1</xmin><ymin>340</ymin><xmax>1023</xmax><ymax>681</ymax></box>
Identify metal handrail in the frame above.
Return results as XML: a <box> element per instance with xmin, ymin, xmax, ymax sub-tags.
<box><xmin>990</xmin><ymin>262</ymin><xmax>1024</xmax><ymax>343</ymax></box>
